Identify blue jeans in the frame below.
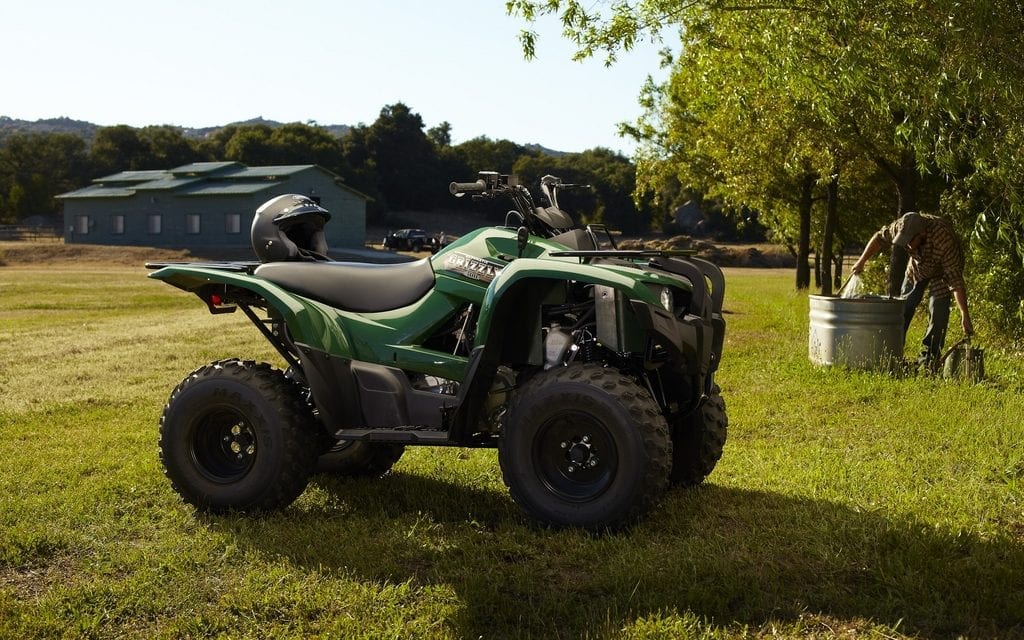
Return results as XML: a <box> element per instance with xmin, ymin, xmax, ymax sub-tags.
<box><xmin>903</xmin><ymin>278</ymin><xmax>951</xmax><ymax>367</ymax></box>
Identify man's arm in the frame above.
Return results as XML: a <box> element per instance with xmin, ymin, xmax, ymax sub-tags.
<box><xmin>953</xmin><ymin>287</ymin><xmax>973</xmax><ymax>336</ymax></box>
<box><xmin>851</xmin><ymin>233</ymin><xmax>884</xmax><ymax>275</ymax></box>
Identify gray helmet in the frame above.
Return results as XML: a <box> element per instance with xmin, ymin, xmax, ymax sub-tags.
<box><xmin>251</xmin><ymin>194</ymin><xmax>331</xmax><ymax>262</ymax></box>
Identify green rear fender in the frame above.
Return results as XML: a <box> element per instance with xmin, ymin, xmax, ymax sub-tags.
<box><xmin>148</xmin><ymin>265</ymin><xmax>352</xmax><ymax>354</ymax></box>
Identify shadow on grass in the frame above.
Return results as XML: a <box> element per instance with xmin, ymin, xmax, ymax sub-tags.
<box><xmin>215</xmin><ymin>474</ymin><xmax>1024</xmax><ymax>639</ymax></box>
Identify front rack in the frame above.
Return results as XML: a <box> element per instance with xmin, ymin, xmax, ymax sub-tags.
<box><xmin>548</xmin><ymin>249</ymin><xmax>698</xmax><ymax>264</ymax></box>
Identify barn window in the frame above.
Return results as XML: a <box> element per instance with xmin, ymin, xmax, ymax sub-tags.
<box><xmin>111</xmin><ymin>215</ymin><xmax>125</xmax><ymax>235</ymax></box>
<box><xmin>185</xmin><ymin>214</ymin><xmax>201</xmax><ymax>235</ymax></box>
<box><xmin>225</xmin><ymin>213</ymin><xmax>241</xmax><ymax>234</ymax></box>
<box><xmin>148</xmin><ymin>214</ymin><xmax>162</xmax><ymax>234</ymax></box>
<box><xmin>75</xmin><ymin>215</ymin><xmax>90</xmax><ymax>235</ymax></box>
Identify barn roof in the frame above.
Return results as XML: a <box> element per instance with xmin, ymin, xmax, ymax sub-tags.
<box><xmin>58</xmin><ymin>162</ymin><xmax>368</xmax><ymax>200</ymax></box>
<box><xmin>56</xmin><ymin>184</ymin><xmax>135</xmax><ymax>199</ymax></box>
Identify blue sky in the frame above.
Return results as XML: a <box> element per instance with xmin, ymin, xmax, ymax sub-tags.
<box><xmin>0</xmin><ymin>1</ymin><xmax>667</xmax><ymax>154</ymax></box>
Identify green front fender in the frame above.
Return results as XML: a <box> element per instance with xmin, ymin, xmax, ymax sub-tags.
<box><xmin>148</xmin><ymin>265</ymin><xmax>352</xmax><ymax>354</ymax></box>
<box><xmin>446</xmin><ymin>256</ymin><xmax>699</xmax><ymax>439</ymax></box>
<box><xmin>472</xmin><ymin>257</ymin><xmax>683</xmax><ymax>348</ymax></box>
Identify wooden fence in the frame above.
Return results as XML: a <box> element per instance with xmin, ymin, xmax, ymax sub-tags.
<box><xmin>0</xmin><ymin>225</ymin><xmax>62</xmax><ymax>241</ymax></box>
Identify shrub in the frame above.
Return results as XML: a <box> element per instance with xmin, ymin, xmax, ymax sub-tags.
<box><xmin>967</xmin><ymin>239</ymin><xmax>1024</xmax><ymax>346</ymax></box>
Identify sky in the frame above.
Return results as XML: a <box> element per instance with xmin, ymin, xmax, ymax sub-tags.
<box><xmin>0</xmin><ymin>0</ymin><xmax>668</xmax><ymax>155</ymax></box>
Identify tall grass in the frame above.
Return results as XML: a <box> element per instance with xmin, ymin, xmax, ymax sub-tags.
<box><xmin>0</xmin><ymin>265</ymin><xmax>1021</xmax><ymax>639</ymax></box>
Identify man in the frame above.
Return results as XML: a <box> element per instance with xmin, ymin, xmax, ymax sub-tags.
<box><xmin>851</xmin><ymin>211</ymin><xmax>973</xmax><ymax>369</ymax></box>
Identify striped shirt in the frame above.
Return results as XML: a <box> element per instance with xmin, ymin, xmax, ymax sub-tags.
<box><xmin>878</xmin><ymin>214</ymin><xmax>965</xmax><ymax>297</ymax></box>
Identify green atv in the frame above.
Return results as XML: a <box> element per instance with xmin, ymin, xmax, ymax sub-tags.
<box><xmin>149</xmin><ymin>172</ymin><xmax>728</xmax><ymax>531</ymax></box>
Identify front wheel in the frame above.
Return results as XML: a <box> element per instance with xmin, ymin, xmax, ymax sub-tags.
<box><xmin>159</xmin><ymin>359</ymin><xmax>321</xmax><ymax>513</ymax></box>
<box><xmin>499</xmin><ymin>364</ymin><xmax>671</xmax><ymax>531</ymax></box>
<box><xmin>669</xmin><ymin>385</ymin><xmax>728</xmax><ymax>486</ymax></box>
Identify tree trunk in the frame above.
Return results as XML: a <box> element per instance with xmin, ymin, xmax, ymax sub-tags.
<box><xmin>820</xmin><ymin>171</ymin><xmax>839</xmax><ymax>296</ymax></box>
<box><xmin>895</xmin><ymin>148</ymin><xmax>918</xmax><ymax>215</ymax></box>
<box><xmin>886</xmin><ymin>147</ymin><xmax>917</xmax><ymax>296</ymax></box>
<box><xmin>796</xmin><ymin>173</ymin><xmax>814</xmax><ymax>289</ymax></box>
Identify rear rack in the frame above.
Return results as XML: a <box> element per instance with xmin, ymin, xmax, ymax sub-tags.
<box><xmin>145</xmin><ymin>261</ymin><xmax>260</xmax><ymax>273</ymax></box>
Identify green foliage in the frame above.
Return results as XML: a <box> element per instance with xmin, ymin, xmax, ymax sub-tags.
<box><xmin>0</xmin><ymin>104</ymin><xmax>660</xmax><ymax>233</ymax></box>
<box><xmin>221</xmin><ymin>123</ymin><xmax>277</xmax><ymax>166</ymax></box>
<box><xmin>966</xmin><ymin>230</ymin><xmax>1024</xmax><ymax>344</ymax></box>
<box><xmin>90</xmin><ymin>125</ymin><xmax>155</xmax><ymax>174</ymax></box>
<box><xmin>452</xmin><ymin>136</ymin><xmax>536</xmax><ymax>174</ymax></box>
<box><xmin>511</xmin><ymin>0</ymin><xmax>1024</xmax><ymax>327</ymax></box>
<box><xmin>345</xmin><ymin>103</ymin><xmax>448</xmax><ymax>212</ymax></box>
<box><xmin>140</xmin><ymin>125</ymin><xmax>204</xmax><ymax>168</ymax></box>
<box><xmin>514</xmin><ymin>147</ymin><xmax>654</xmax><ymax>232</ymax></box>
<box><xmin>427</xmin><ymin>121</ymin><xmax>453</xmax><ymax>148</ymax></box>
<box><xmin>0</xmin><ymin>132</ymin><xmax>91</xmax><ymax>221</ymax></box>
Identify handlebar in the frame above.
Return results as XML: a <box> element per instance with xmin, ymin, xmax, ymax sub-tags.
<box><xmin>449</xmin><ymin>179</ymin><xmax>488</xmax><ymax>197</ymax></box>
<box><xmin>449</xmin><ymin>171</ymin><xmax>550</xmax><ymax>237</ymax></box>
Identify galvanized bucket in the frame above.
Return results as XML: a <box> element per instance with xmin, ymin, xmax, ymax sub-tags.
<box><xmin>941</xmin><ymin>338</ymin><xmax>985</xmax><ymax>382</ymax></box>
<box><xmin>809</xmin><ymin>296</ymin><xmax>905</xmax><ymax>370</ymax></box>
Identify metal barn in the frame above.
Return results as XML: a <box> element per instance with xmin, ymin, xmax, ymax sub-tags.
<box><xmin>59</xmin><ymin>162</ymin><xmax>368</xmax><ymax>251</ymax></box>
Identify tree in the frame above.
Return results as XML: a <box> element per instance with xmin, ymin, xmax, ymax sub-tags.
<box><xmin>514</xmin><ymin>147</ymin><xmax>654</xmax><ymax>233</ymax></box>
<box><xmin>0</xmin><ymin>132</ymin><xmax>90</xmax><ymax>221</ymax></box>
<box><xmin>268</xmin><ymin>123</ymin><xmax>346</xmax><ymax>171</ymax></box>
<box><xmin>341</xmin><ymin>103</ymin><xmax>447</xmax><ymax>213</ymax></box>
<box><xmin>90</xmin><ymin>125</ymin><xmax>154</xmax><ymax>175</ymax></box>
<box><xmin>199</xmin><ymin>121</ymin><xmax>355</xmax><ymax>180</ymax></box>
<box><xmin>616</xmin><ymin>8</ymin><xmax>853</xmax><ymax>288</ymax></box>
<box><xmin>453</xmin><ymin>137</ymin><xmax>536</xmax><ymax>174</ymax></box>
<box><xmin>197</xmin><ymin>124</ymin><xmax>240</xmax><ymax>160</ymax></box>
<box><xmin>510</xmin><ymin>0</ymin><xmax>1024</xmax><ymax>314</ymax></box>
<box><xmin>222</xmin><ymin>124</ymin><xmax>276</xmax><ymax>166</ymax></box>
<box><xmin>427</xmin><ymin>121</ymin><xmax>453</xmax><ymax>148</ymax></box>
<box><xmin>140</xmin><ymin>126</ymin><xmax>204</xmax><ymax>168</ymax></box>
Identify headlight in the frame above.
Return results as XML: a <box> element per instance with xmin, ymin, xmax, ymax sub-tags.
<box><xmin>659</xmin><ymin>287</ymin><xmax>674</xmax><ymax>312</ymax></box>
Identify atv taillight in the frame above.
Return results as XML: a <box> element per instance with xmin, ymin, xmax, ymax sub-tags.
<box><xmin>199</xmin><ymin>286</ymin><xmax>237</xmax><ymax>315</ymax></box>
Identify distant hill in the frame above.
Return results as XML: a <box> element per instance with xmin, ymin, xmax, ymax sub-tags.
<box><xmin>0</xmin><ymin>116</ymin><xmax>100</xmax><ymax>141</ymax></box>
<box><xmin>179</xmin><ymin>116</ymin><xmax>352</xmax><ymax>140</ymax></box>
<box><xmin>0</xmin><ymin>116</ymin><xmax>350</xmax><ymax>143</ymax></box>
<box><xmin>0</xmin><ymin>116</ymin><xmax>565</xmax><ymax>155</ymax></box>
<box><xmin>523</xmin><ymin>143</ymin><xmax>568</xmax><ymax>158</ymax></box>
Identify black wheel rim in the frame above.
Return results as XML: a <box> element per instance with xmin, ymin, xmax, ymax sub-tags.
<box><xmin>532</xmin><ymin>409</ymin><xmax>618</xmax><ymax>502</ymax></box>
<box><xmin>190</xmin><ymin>407</ymin><xmax>258</xmax><ymax>483</ymax></box>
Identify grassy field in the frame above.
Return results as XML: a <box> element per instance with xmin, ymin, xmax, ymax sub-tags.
<box><xmin>0</xmin><ymin>264</ymin><xmax>1021</xmax><ymax>639</ymax></box>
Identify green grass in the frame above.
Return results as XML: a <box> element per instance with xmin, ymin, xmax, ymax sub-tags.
<box><xmin>0</xmin><ymin>266</ymin><xmax>1021</xmax><ymax>639</ymax></box>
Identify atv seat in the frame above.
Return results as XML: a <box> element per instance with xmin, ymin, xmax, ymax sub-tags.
<box><xmin>254</xmin><ymin>258</ymin><xmax>435</xmax><ymax>312</ymax></box>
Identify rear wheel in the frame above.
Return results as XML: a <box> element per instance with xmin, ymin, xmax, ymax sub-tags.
<box><xmin>159</xmin><ymin>359</ymin><xmax>320</xmax><ymax>512</ymax></box>
<box><xmin>669</xmin><ymin>385</ymin><xmax>728</xmax><ymax>486</ymax></box>
<box><xmin>499</xmin><ymin>364</ymin><xmax>671</xmax><ymax>531</ymax></box>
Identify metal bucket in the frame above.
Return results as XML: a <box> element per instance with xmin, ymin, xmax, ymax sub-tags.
<box><xmin>941</xmin><ymin>339</ymin><xmax>985</xmax><ymax>382</ymax></box>
<box><xmin>809</xmin><ymin>296</ymin><xmax>905</xmax><ymax>370</ymax></box>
